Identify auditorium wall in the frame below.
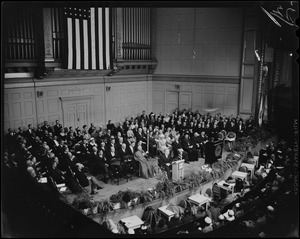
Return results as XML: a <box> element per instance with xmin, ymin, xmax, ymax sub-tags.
<box><xmin>3</xmin><ymin>75</ymin><xmax>153</xmax><ymax>131</ymax></box>
<box><xmin>153</xmin><ymin>8</ymin><xmax>243</xmax><ymax>76</ymax></box>
<box><xmin>152</xmin><ymin>75</ymin><xmax>239</xmax><ymax>116</ymax></box>
<box><xmin>151</xmin><ymin>7</ymin><xmax>244</xmax><ymax>117</ymax></box>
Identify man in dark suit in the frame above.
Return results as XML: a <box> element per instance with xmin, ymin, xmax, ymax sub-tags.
<box><xmin>107</xmin><ymin>120</ymin><xmax>116</xmax><ymax>136</ymax></box>
<box><xmin>5</xmin><ymin>128</ymin><xmax>16</xmax><ymax>153</ymax></box>
<box><xmin>73</xmin><ymin>139</ymin><xmax>89</xmax><ymax>165</ymax></box>
<box><xmin>236</xmin><ymin>119</ymin><xmax>245</xmax><ymax>138</ymax></box>
<box><xmin>159</xmin><ymin>148</ymin><xmax>173</xmax><ymax>179</ymax></box>
<box><xmin>182</xmin><ymin>133</ymin><xmax>198</xmax><ymax>161</ymax></box>
<box><xmin>204</xmin><ymin>137</ymin><xmax>216</xmax><ymax>165</ymax></box>
<box><xmin>48</xmin><ymin>159</ymin><xmax>81</xmax><ymax>193</ymax></box>
<box><xmin>88</xmin><ymin>123</ymin><xmax>96</xmax><ymax>135</ymax></box>
<box><xmin>172</xmin><ymin>132</ymin><xmax>189</xmax><ymax>163</ymax></box>
<box><xmin>24</xmin><ymin>124</ymin><xmax>35</xmax><ymax>144</ymax></box>
<box><xmin>199</xmin><ymin>131</ymin><xmax>208</xmax><ymax>158</ymax></box>
<box><xmin>191</xmin><ymin>132</ymin><xmax>202</xmax><ymax>157</ymax></box>
<box><xmin>53</xmin><ymin>120</ymin><xmax>62</xmax><ymax>137</ymax></box>
<box><xmin>41</xmin><ymin>121</ymin><xmax>53</xmax><ymax>134</ymax></box>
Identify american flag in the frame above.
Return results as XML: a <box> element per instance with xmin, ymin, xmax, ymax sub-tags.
<box><xmin>64</xmin><ymin>7</ymin><xmax>112</xmax><ymax>70</ymax></box>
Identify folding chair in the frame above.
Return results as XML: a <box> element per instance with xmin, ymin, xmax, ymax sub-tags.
<box><xmin>212</xmin><ymin>183</ymin><xmax>221</xmax><ymax>202</ymax></box>
<box><xmin>239</xmin><ymin>166</ymin><xmax>251</xmax><ymax>182</ymax></box>
<box><xmin>66</xmin><ymin>165</ymin><xmax>89</xmax><ymax>195</ymax></box>
<box><xmin>204</xmin><ymin>187</ymin><xmax>212</xmax><ymax>198</ymax></box>
<box><xmin>122</xmin><ymin>156</ymin><xmax>135</xmax><ymax>182</ymax></box>
<box><xmin>47</xmin><ymin>176</ymin><xmax>70</xmax><ymax>199</ymax></box>
<box><xmin>110</xmin><ymin>164</ymin><xmax>120</xmax><ymax>185</ymax></box>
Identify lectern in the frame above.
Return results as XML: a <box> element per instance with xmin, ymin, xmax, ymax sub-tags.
<box><xmin>205</xmin><ymin>139</ymin><xmax>223</xmax><ymax>165</ymax></box>
<box><xmin>172</xmin><ymin>159</ymin><xmax>184</xmax><ymax>181</ymax></box>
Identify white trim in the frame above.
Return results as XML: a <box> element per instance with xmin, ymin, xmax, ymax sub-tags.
<box><xmin>5</xmin><ymin>72</ymin><xmax>34</xmax><ymax>78</ymax></box>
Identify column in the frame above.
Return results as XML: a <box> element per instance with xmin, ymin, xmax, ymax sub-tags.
<box><xmin>43</xmin><ymin>8</ymin><xmax>54</xmax><ymax>62</ymax></box>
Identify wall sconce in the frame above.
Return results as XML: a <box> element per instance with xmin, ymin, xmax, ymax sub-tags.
<box><xmin>37</xmin><ymin>91</ymin><xmax>43</xmax><ymax>97</ymax></box>
<box><xmin>106</xmin><ymin>86</ymin><xmax>111</xmax><ymax>91</ymax></box>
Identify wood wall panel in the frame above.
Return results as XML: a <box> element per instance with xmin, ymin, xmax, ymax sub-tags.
<box><xmin>12</xmin><ymin>93</ymin><xmax>21</xmax><ymax>100</ymax></box>
<box><xmin>4</xmin><ymin>76</ymin><xmax>152</xmax><ymax>131</ymax></box>
<box><xmin>4</xmin><ymin>121</ymin><xmax>10</xmax><ymax>131</ymax></box>
<box><xmin>24</xmin><ymin>101</ymin><xmax>34</xmax><ymax>116</ymax></box>
<box><xmin>12</xmin><ymin>102</ymin><xmax>22</xmax><ymax>118</ymax></box>
<box><xmin>23</xmin><ymin>92</ymin><xmax>33</xmax><ymax>99</ymax></box>
<box><xmin>37</xmin><ymin>101</ymin><xmax>44</xmax><ymax>115</ymax></box>
<box><xmin>47</xmin><ymin>99</ymin><xmax>59</xmax><ymax>113</ymax></box>
<box><xmin>152</xmin><ymin>78</ymin><xmax>239</xmax><ymax>116</ymax></box>
<box><xmin>47</xmin><ymin>90</ymin><xmax>58</xmax><ymax>97</ymax></box>
<box><xmin>4</xmin><ymin>103</ymin><xmax>9</xmax><ymax>119</ymax></box>
<box><xmin>155</xmin><ymin>8</ymin><xmax>243</xmax><ymax>76</ymax></box>
<box><xmin>13</xmin><ymin>119</ymin><xmax>22</xmax><ymax>129</ymax></box>
<box><xmin>241</xmin><ymin>78</ymin><xmax>253</xmax><ymax>113</ymax></box>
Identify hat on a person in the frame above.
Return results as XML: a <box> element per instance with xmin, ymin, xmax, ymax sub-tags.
<box><xmin>128</xmin><ymin>228</ymin><xmax>135</xmax><ymax>234</ymax></box>
<box><xmin>204</xmin><ymin>217</ymin><xmax>212</xmax><ymax>224</ymax></box>
<box><xmin>218</xmin><ymin>214</ymin><xmax>225</xmax><ymax>220</ymax></box>
<box><xmin>235</xmin><ymin>203</ymin><xmax>241</xmax><ymax>208</ymax></box>
<box><xmin>141</xmin><ymin>225</ymin><xmax>147</xmax><ymax>230</ymax></box>
<box><xmin>112</xmin><ymin>228</ymin><xmax>119</xmax><ymax>234</ymax></box>
<box><xmin>228</xmin><ymin>210</ymin><xmax>234</xmax><ymax>216</ymax></box>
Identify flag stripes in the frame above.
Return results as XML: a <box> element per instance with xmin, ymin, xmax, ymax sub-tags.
<box><xmin>64</xmin><ymin>7</ymin><xmax>111</xmax><ymax>70</ymax></box>
<box><xmin>258</xmin><ymin>95</ymin><xmax>263</xmax><ymax>127</ymax></box>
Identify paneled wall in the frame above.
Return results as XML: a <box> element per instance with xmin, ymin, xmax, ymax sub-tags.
<box><xmin>152</xmin><ymin>76</ymin><xmax>239</xmax><ymax>116</ymax></box>
<box><xmin>154</xmin><ymin>8</ymin><xmax>243</xmax><ymax>76</ymax></box>
<box><xmin>4</xmin><ymin>75</ymin><xmax>152</xmax><ymax>131</ymax></box>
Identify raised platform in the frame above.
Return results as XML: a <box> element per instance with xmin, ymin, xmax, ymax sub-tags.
<box><xmin>64</xmin><ymin>153</ymin><xmax>228</xmax><ymax>204</ymax></box>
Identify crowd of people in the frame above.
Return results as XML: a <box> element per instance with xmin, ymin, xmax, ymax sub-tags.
<box><xmin>3</xmin><ymin>108</ymin><xmax>296</xmax><ymax>236</ymax></box>
<box><xmin>4</xmin><ymin>109</ymin><xmax>256</xmax><ymax>191</ymax></box>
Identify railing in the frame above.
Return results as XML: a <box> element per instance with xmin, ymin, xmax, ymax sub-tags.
<box><xmin>4</xmin><ymin>8</ymin><xmax>37</xmax><ymax>61</ymax></box>
<box><xmin>51</xmin><ymin>8</ymin><xmax>64</xmax><ymax>61</ymax></box>
<box><xmin>122</xmin><ymin>8</ymin><xmax>151</xmax><ymax>60</ymax></box>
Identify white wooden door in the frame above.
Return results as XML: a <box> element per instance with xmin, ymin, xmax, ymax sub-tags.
<box><xmin>165</xmin><ymin>91</ymin><xmax>179</xmax><ymax>114</ymax></box>
<box><xmin>179</xmin><ymin>92</ymin><xmax>192</xmax><ymax>111</ymax></box>
<box><xmin>64</xmin><ymin>100</ymin><xmax>90</xmax><ymax>128</ymax></box>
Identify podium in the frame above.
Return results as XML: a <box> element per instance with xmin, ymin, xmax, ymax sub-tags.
<box><xmin>205</xmin><ymin>139</ymin><xmax>223</xmax><ymax>165</ymax></box>
<box><xmin>172</xmin><ymin>159</ymin><xmax>184</xmax><ymax>181</ymax></box>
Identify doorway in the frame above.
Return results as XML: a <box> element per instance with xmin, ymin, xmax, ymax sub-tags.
<box><xmin>63</xmin><ymin>99</ymin><xmax>91</xmax><ymax>128</ymax></box>
<box><xmin>165</xmin><ymin>91</ymin><xmax>192</xmax><ymax>114</ymax></box>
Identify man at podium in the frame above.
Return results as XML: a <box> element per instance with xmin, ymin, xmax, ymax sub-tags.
<box><xmin>158</xmin><ymin>148</ymin><xmax>174</xmax><ymax>179</ymax></box>
<box><xmin>204</xmin><ymin>137</ymin><xmax>217</xmax><ymax>165</ymax></box>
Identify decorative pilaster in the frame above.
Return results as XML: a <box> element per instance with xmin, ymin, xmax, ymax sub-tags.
<box><xmin>116</xmin><ymin>8</ymin><xmax>123</xmax><ymax>60</ymax></box>
<box><xmin>43</xmin><ymin>8</ymin><xmax>54</xmax><ymax>62</ymax></box>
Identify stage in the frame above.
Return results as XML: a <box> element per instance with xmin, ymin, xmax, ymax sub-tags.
<box><xmin>63</xmin><ymin>135</ymin><xmax>277</xmax><ymax>225</ymax></box>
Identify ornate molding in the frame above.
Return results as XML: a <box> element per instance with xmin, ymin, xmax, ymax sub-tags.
<box><xmin>116</xmin><ymin>8</ymin><xmax>123</xmax><ymax>59</ymax></box>
<box><xmin>153</xmin><ymin>74</ymin><xmax>240</xmax><ymax>84</ymax></box>
<box><xmin>43</xmin><ymin>8</ymin><xmax>54</xmax><ymax>62</ymax></box>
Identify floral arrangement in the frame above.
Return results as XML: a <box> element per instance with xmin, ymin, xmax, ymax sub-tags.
<box><xmin>72</xmin><ymin>195</ymin><xmax>93</xmax><ymax>210</ymax></box>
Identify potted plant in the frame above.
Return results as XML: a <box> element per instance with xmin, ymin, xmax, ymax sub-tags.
<box><xmin>72</xmin><ymin>196</ymin><xmax>93</xmax><ymax>215</ymax></box>
<box><xmin>121</xmin><ymin>189</ymin><xmax>139</xmax><ymax>207</ymax></box>
<box><xmin>139</xmin><ymin>190</ymin><xmax>153</xmax><ymax>204</ymax></box>
<box><xmin>110</xmin><ymin>191</ymin><xmax>124</xmax><ymax>210</ymax></box>
<box><xmin>89</xmin><ymin>201</ymin><xmax>99</xmax><ymax>215</ymax></box>
<box><xmin>98</xmin><ymin>199</ymin><xmax>113</xmax><ymax>217</ymax></box>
